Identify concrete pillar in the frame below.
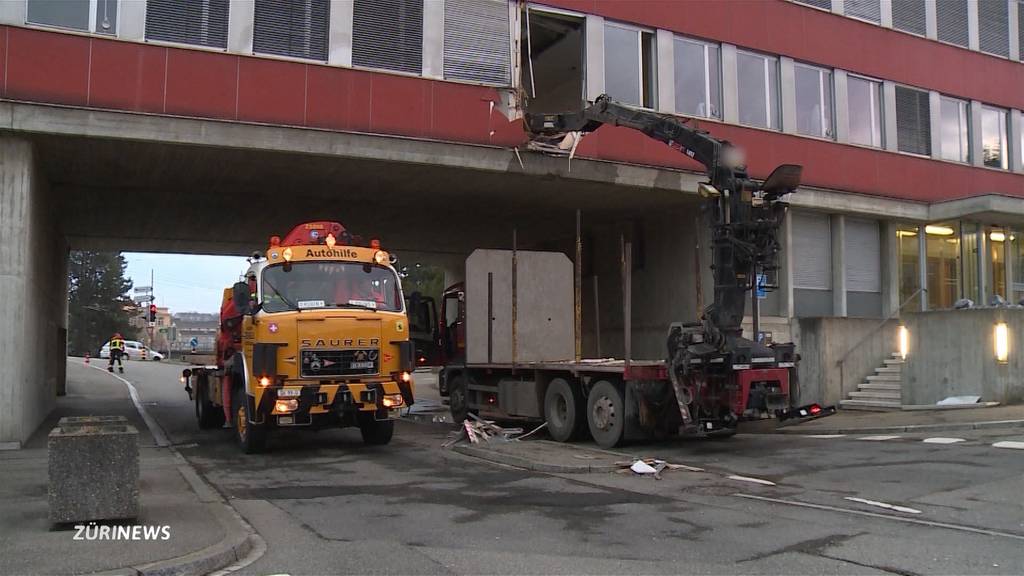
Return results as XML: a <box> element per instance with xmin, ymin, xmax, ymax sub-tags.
<box><xmin>422</xmin><ymin>0</ymin><xmax>444</xmax><ymax>79</ymax></box>
<box><xmin>0</xmin><ymin>1</ymin><xmax>24</xmax><ymax>25</ymax></box>
<box><xmin>925</xmin><ymin>0</ymin><xmax>938</xmax><ymax>39</ymax></box>
<box><xmin>880</xmin><ymin>0</ymin><xmax>893</xmax><ymax>28</ymax></box>
<box><xmin>328</xmin><ymin>0</ymin><xmax>354</xmax><ymax>67</ymax></box>
<box><xmin>918</xmin><ymin>226</ymin><xmax>929</xmax><ymax>311</ymax></box>
<box><xmin>655</xmin><ymin>29</ymin><xmax>675</xmax><ymax>115</ymax></box>
<box><xmin>970</xmin><ymin>100</ymin><xmax>984</xmax><ymax>168</ymax></box>
<box><xmin>977</xmin><ymin>227</ymin><xmax>988</xmax><ymax>302</ymax></box>
<box><xmin>882</xmin><ymin>81</ymin><xmax>898</xmax><ymax>152</ymax></box>
<box><xmin>118</xmin><ymin>0</ymin><xmax>146</xmax><ymax>41</ymax></box>
<box><xmin>1011</xmin><ymin>0</ymin><xmax>1021</xmax><ymax>61</ymax></box>
<box><xmin>720</xmin><ymin>43</ymin><xmax>739</xmax><ymax>124</ymax></box>
<box><xmin>831</xmin><ymin>0</ymin><xmax>845</xmax><ymax>15</ymax></box>
<box><xmin>881</xmin><ymin>221</ymin><xmax>900</xmax><ymax>317</ymax></box>
<box><xmin>928</xmin><ymin>91</ymin><xmax>942</xmax><ymax>159</ymax></box>
<box><xmin>779</xmin><ymin>57</ymin><xmax>797</xmax><ymax>135</ymax></box>
<box><xmin>585</xmin><ymin>15</ymin><xmax>605</xmax><ymax>103</ymax></box>
<box><xmin>1011</xmin><ymin>110</ymin><xmax>1023</xmax><ymax>174</ymax></box>
<box><xmin>227</xmin><ymin>0</ymin><xmax>255</xmax><ymax>55</ymax></box>
<box><xmin>831</xmin><ymin>214</ymin><xmax>847</xmax><ymax>317</ymax></box>
<box><xmin>833</xmin><ymin>70</ymin><xmax>850</xmax><ymax>143</ymax></box>
<box><xmin>781</xmin><ymin>211</ymin><xmax>795</xmax><ymax>319</ymax></box>
<box><xmin>0</xmin><ymin>137</ymin><xmax>66</xmax><ymax>449</ymax></box>
<box><xmin>967</xmin><ymin>0</ymin><xmax>980</xmax><ymax>51</ymax></box>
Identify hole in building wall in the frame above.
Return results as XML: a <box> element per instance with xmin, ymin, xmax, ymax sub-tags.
<box><xmin>522</xmin><ymin>10</ymin><xmax>584</xmax><ymax>114</ymax></box>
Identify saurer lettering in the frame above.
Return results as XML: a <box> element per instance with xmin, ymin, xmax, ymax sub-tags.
<box><xmin>301</xmin><ymin>338</ymin><xmax>380</xmax><ymax>348</ymax></box>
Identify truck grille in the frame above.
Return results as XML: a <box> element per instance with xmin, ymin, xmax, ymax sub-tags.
<box><xmin>300</xmin><ymin>349</ymin><xmax>379</xmax><ymax>377</ymax></box>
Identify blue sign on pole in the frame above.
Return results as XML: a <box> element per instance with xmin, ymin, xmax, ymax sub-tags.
<box><xmin>756</xmin><ymin>273</ymin><xmax>767</xmax><ymax>299</ymax></box>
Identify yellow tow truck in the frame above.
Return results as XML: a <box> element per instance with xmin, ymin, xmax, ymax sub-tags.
<box><xmin>182</xmin><ymin>221</ymin><xmax>415</xmax><ymax>453</ymax></box>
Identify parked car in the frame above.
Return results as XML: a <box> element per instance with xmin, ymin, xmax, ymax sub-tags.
<box><xmin>98</xmin><ymin>340</ymin><xmax>164</xmax><ymax>361</ymax></box>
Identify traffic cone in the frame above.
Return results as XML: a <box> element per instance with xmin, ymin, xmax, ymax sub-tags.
<box><xmin>84</xmin><ymin>353</ymin><xmax>90</xmax><ymax>365</ymax></box>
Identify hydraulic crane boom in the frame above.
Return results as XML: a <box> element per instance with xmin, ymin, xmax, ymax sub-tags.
<box><xmin>526</xmin><ymin>95</ymin><xmax>803</xmax><ymax>428</ymax></box>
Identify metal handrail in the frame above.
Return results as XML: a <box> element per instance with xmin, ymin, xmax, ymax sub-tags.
<box><xmin>836</xmin><ymin>288</ymin><xmax>925</xmax><ymax>396</ymax></box>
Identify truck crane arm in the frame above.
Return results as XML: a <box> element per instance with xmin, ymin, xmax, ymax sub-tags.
<box><xmin>526</xmin><ymin>95</ymin><xmax>803</xmax><ymax>428</ymax></box>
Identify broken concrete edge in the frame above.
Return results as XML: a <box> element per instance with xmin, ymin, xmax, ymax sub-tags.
<box><xmin>86</xmin><ymin>502</ymin><xmax>257</xmax><ymax>576</ymax></box>
<box><xmin>774</xmin><ymin>418</ymin><xmax>1024</xmax><ymax>435</ymax></box>
<box><xmin>451</xmin><ymin>443</ymin><xmax>620</xmax><ymax>474</ymax></box>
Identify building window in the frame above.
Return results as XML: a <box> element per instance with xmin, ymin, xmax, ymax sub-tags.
<box><xmin>254</xmin><ymin>0</ymin><xmax>330</xmax><ymax>61</ymax></box>
<box><xmin>925</xmin><ymin>222</ymin><xmax>960</xmax><ymax>310</ymax></box>
<box><xmin>845</xmin><ymin>218</ymin><xmax>880</xmax><ymax>293</ymax></box>
<box><xmin>736</xmin><ymin>51</ymin><xmax>780</xmax><ymax>130</ymax></box>
<box><xmin>936</xmin><ymin>0</ymin><xmax>969</xmax><ymax>48</ymax></box>
<box><xmin>793</xmin><ymin>212</ymin><xmax>832</xmax><ymax>290</ymax></box>
<box><xmin>353</xmin><ymin>0</ymin><xmax>424</xmax><ymax>75</ymax></box>
<box><xmin>673</xmin><ymin>37</ymin><xmax>720</xmax><ymax>119</ymax></box>
<box><xmin>981</xmin><ymin>105</ymin><xmax>1009</xmax><ymax>169</ymax></box>
<box><xmin>896</xmin><ymin>226</ymin><xmax>922</xmax><ymax>311</ymax></box>
<box><xmin>604</xmin><ymin>22</ymin><xmax>657</xmax><ymax>108</ymax></box>
<box><xmin>794</xmin><ymin>63</ymin><xmax>833</xmax><ymax>139</ymax></box>
<box><xmin>893</xmin><ymin>0</ymin><xmax>927</xmax><ymax>35</ymax></box>
<box><xmin>28</xmin><ymin>0</ymin><xmax>117</xmax><ymax>35</ymax></box>
<box><xmin>443</xmin><ymin>0</ymin><xmax>510</xmax><ymax>85</ymax></box>
<box><xmin>939</xmin><ymin>96</ymin><xmax>970</xmax><ymax>163</ymax></box>
<box><xmin>895</xmin><ymin>85</ymin><xmax>931</xmax><ymax>156</ymax></box>
<box><xmin>845</xmin><ymin>0</ymin><xmax>881</xmax><ymax>24</ymax></box>
<box><xmin>847</xmin><ymin>75</ymin><xmax>882</xmax><ymax>147</ymax></box>
<box><xmin>978</xmin><ymin>0</ymin><xmax>1010</xmax><ymax>58</ymax></box>
<box><xmin>1019</xmin><ymin>1</ymin><xmax>1024</xmax><ymax>62</ymax></box>
<box><xmin>145</xmin><ymin>0</ymin><xmax>229</xmax><ymax>49</ymax></box>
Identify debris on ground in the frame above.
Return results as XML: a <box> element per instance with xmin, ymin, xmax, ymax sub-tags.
<box><xmin>442</xmin><ymin>414</ymin><xmax>547</xmax><ymax>447</ymax></box>
<box><xmin>936</xmin><ymin>395</ymin><xmax>982</xmax><ymax>406</ymax></box>
<box><xmin>615</xmin><ymin>458</ymin><xmax>704</xmax><ymax>480</ymax></box>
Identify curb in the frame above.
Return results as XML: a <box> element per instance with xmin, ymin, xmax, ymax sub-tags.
<box><xmin>452</xmin><ymin>442</ymin><xmax>621</xmax><ymax>474</ymax></box>
<box><xmin>773</xmin><ymin>418</ymin><xmax>1024</xmax><ymax>435</ymax></box>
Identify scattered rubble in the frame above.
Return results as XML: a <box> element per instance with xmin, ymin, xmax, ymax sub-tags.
<box><xmin>615</xmin><ymin>458</ymin><xmax>704</xmax><ymax>480</ymax></box>
<box><xmin>442</xmin><ymin>414</ymin><xmax>546</xmax><ymax>447</ymax></box>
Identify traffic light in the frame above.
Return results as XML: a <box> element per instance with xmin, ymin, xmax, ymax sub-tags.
<box><xmin>149</xmin><ymin>304</ymin><xmax>157</xmax><ymax>322</ymax></box>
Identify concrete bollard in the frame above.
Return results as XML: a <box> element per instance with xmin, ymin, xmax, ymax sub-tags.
<box><xmin>48</xmin><ymin>416</ymin><xmax>139</xmax><ymax>525</ymax></box>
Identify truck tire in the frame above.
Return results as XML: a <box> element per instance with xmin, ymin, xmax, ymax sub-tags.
<box><xmin>233</xmin><ymin>386</ymin><xmax>266</xmax><ymax>454</ymax></box>
<box><xmin>448</xmin><ymin>374</ymin><xmax>473</xmax><ymax>423</ymax></box>
<box><xmin>358</xmin><ymin>413</ymin><xmax>394</xmax><ymax>445</ymax></box>
<box><xmin>195</xmin><ymin>375</ymin><xmax>226</xmax><ymax>429</ymax></box>
<box><xmin>587</xmin><ymin>380</ymin><xmax>625</xmax><ymax>449</ymax></box>
<box><xmin>544</xmin><ymin>378</ymin><xmax>584</xmax><ymax>442</ymax></box>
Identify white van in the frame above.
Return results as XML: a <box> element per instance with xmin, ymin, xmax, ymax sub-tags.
<box><xmin>98</xmin><ymin>340</ymin><xmax>164</xmax><ymax>361</ymax></box>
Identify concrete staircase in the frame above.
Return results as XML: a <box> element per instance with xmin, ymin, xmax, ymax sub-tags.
<box><xmin>839</xmin><ymin>353</ymin><xmax>903</xmax><ymax>411</ymax></box>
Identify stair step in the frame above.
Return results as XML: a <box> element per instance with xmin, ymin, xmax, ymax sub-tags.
<box><xmin>859</xmin><ymin>382</ymin><xmax>901</xmax><ymax>391</ymax></box>
<box><xmin>883</xmin><ymin>359</ymin><xmax>904</xmax><ymax>366</ymax></box>
<box><xmin>840</xmin><ymin>399</ymin><xmax>902</xmax><ymax>411</ymax></box>
<box><xmin>849</xmin><ymin>391</ymin><xmax>901</xmax><ymax>400</ymax></box>
<box><xmin>890</xmin><ymin>352</ymin><xmax>903</xmax><ymax>359</ymax></box>
<box><xmin>875</xmin><ymin>366</ymin><xmax>901</xmax><ymax>373</ymax></box>
<box><xmin>867</xmin><ymin>374</ymin><xmax>902</xmax><ymax>382</ymax></box>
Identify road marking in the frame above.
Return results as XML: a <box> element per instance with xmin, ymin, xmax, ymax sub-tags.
<box><xmin>84</xmin><ymin>362</ymin><xmax>170</xmax><ymax>448</ymax></box>
<box><xmin>922</xmin><ymin>437</ymin><xmax>965</xmax><ymax>444</ymax></box>
<box><xmin>727</xmin><ymin>475</ymin><xmax>776</xmax><ymax>486</ymax></box>
<box><xmin>734</xmin><ymin>493</ymin><xmax>1024</xmax><ymax>542</ymax></box>
<box><xmin>857</xmin><ymin>435</ymin><xmax>901</xmax><ymax>441</ymax></box>
<box><xmin>992</xmin><ymin>441</ymin><xmax>1024</xmax><ymax>450</ymax></box>
<box><xmin>804</xmin><ymin>434</ymin><xmax>846</xmax><ymax>438</ymax></box>
<box><xmin>844</xmin><ymin>496</ymin><xmax>922</xmax><ymax>514</ymax></box>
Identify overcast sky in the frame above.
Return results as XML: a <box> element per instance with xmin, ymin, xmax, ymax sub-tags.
<box><xmin>124</xmin><ymin>253</ymin><xmax>251</xmax><ymax>314</ymax></box>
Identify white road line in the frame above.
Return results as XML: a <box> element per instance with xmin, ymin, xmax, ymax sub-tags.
<box><xmin>727</xmin><ymin>475</ymin><xmax>776</xmax><ymax>486</ymax></box>
<box><xmin>992</xmin><ymin>441</ymin><xmax>1024</xmax><ymax>450</ymax></box>
<box><xmin>84</xmin><ymin>362</ymin><xmax>170</xmax><ymax>447</ymax></box>
<box><xmin>844</xmin><ymin>496</ymin><xmax>922</xmax><ymax>514</ymax></box>
<box><xmin>857</xmin><ymin>435</ymin><xmax>901</xmax><ymax>441</ymax></box>
<box><xmin>922</xmin><ymin>437</ymin><xmax>965</xmax><ymax>444</ymax></box>
<box><xmin>804</xmin><ymin>434</ymin><xmax>846</xmax><ymax>438</ymax></box>
<box><xmin>734</xmin><ymin>493</ymin><xmax>1024</xmax><ymax>542</ymax></box>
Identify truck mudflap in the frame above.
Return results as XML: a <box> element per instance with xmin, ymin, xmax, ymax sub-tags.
<box><xmin>776</xmin><ymin>403</ymin><xmax>837</xmax><ymax>422</ymax></box>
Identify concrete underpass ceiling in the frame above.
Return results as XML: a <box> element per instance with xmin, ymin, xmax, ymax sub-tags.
<box><xmin>37</xmin><ymin>134</ymin><xmax>697</xmax><ymax>261</ymax></box>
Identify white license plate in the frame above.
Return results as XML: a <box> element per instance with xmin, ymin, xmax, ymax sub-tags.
<box><xmin>277</xmin><ymin>388</ymin><xmax>301</xmax><ymax>397</ymax></box>
<box><xmin>350</xmin><ymin>361</ymin><xmax>374</xmax><ymax>369</ymax></box>
<box><xmin>278</xmin><ymin>416</ymin><xmax>294</xmax><ymax>425</ymax></box>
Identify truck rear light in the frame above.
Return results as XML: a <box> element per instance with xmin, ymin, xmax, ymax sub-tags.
<box><xmin>809</xmin><ymin>404</ymin><xmax>822</xmax><ymax>415</ymax></box>
<box><xmin>382</xmin><ymin>394</ymin><xmax>404</xmax><ymax>408</ymax></box>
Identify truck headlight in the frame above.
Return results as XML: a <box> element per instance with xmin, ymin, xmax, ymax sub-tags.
<box><xmin>382</xmin><ymin>394</ymin><xmax>404</xmax><ymax>408</ymax></box>
<box><xmin>400</xmin><ymin>371</ymin><xmax>412</xmax><ymax>383</ymax></box>
<box><xmin>274</xmin><ymin>399</ymin><xmax>298</xmax><ymax>413</ymax></box>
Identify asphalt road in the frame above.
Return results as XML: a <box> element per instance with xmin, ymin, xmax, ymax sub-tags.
<box><xmin>119</xmin><ymin>360</ymin><xmax>1024</xmax><ymax>575</ymax></box>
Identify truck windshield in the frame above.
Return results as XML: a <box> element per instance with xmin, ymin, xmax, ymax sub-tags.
<box><xmin>261</xmin><ymin>262</ymin><xmax>402</xmax><ymax>313</ymax></box>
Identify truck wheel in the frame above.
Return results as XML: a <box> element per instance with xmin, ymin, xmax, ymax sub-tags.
<box><xmin>544</xmin><ymin>378</ymin><xmax>583</xmax><ymax>442</ymax></box>
<box><xmin>587</xmin><ymin>380</ymin><xmax>625</xmax><ymax>448</ymax></box>
<box><xmin>358</xmin><ymin>413</ymin><xmax>394</xmax><ymax>445</ymax></box>
<box><xmin>195</xmin><ymin>376</ymin><xmax>226</xmax><ymax>429</ymax></box>
<box><xmin>449</xmin><ymin>374</ymin><xmax>472</xmax><ymax>423</ymax></box>
<box><xmin>233</xmin><ymin>387</ymin><xmax>266</xmax><ymax>454</ymax></box>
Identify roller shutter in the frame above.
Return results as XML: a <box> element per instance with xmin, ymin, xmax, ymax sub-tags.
<box><xmin>978</xmin><ymin>0</ymin><xmax>1010</xmax><ymax>57</ymax></box>
<box><xmin>896</xmin><ymin>86</ymin><xmax>931</xmax><ymax>156</ymax></box>
<box><xmin>845</xmin><ymin>0</ymin><xmax>881</xmax><ymax>23</ymax></box>
<box><xmin>893</xmin><ymin>0</ymin><xmax>927</xmax><ymax>34</ymax></box>
<box><xmin>936</xmin><ymin>0</ymin><xmax>969</xmax><ymax>47</ymax></box>
<box><xmin>443</xmin><ymin>0</ymin><xmax>511</xmax><ymax>85</ymax></box>
<box><xmin>793</xmin><ymin>212</ymin><xmax>832</xmax><ymax>290</ymax></box>
<box><xmin>844</xmin><ymin>219</ymin><xmax>881</xmax><ymax>293</ymax></box>
<box><xmin>145</xmin><ymin>0</ymin><xmax>229</xmax><ymax>49</ymax></box>
<box><xmin>1019</xmin><ymin>1</ymin><xmax>1024</xmax><ymax>61</ymax></box>
<box><xmin>253</xmin><ymin>0</ymin><xmax>329</xmax><ymax>61</ymax></box>
<box><xmin>352</xmin><ymin>0</ymin><xmax>424</xmax><ymax>75</ymax></box>
<box><xmin>793</xmin><ymin>0</ymin><xmax>832</xmax><ymax>9</ymax></box>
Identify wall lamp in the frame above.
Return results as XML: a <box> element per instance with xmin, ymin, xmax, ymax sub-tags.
<box><xmin>898</xmin><ymin>325</ymin><xmax>909</xmax><ymax>361</ymax></box>
<box><xmin>995</xmin><ymin>322</ymin><xmax>1009</xmax><ymax>364</ymax></box>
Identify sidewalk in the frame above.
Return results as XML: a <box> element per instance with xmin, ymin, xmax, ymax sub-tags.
<box><xmin>0</xmin><ymin>361</ymin><xmax>253</xmax><ymax>576</ymax></box>
<box><xmin>772</xmin><ymin>404</ymin><xmax>1024</xmax><ymax>434</ymax></box>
